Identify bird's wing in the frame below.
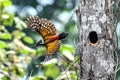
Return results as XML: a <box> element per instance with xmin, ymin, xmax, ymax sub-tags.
<box><xmin>25</xmin><ymin>16</ymin><xmax>57</xmax><ymax>43</ymax></box>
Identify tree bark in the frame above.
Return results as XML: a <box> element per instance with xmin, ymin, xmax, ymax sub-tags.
<box><xmin>76</xmin><ymin>0</ymin><xmax>118</xmax><ymax>80</ymax></box>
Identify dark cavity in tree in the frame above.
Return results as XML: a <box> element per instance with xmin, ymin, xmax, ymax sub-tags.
<box><xmin>88</xmin><ymin>31</ymin><xmax>98</xmax><ymax>44</ymax></box>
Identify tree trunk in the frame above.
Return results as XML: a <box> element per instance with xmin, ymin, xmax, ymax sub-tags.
<box><xmin>76</xmin><ymin>0</ymin><xmax>118</xmax><ymax>80</ymax></box>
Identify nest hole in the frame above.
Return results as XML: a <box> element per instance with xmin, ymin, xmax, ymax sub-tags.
<box><xmin>88</xmin><ymin>31</ymin><xmax>98</xmax><ymax>44</ymax></box>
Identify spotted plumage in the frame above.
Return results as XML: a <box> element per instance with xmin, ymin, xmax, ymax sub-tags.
<box><xmin>25</xmin><ymin>16</ymin><xmax>60</xmax><ymax>55</ymax></box>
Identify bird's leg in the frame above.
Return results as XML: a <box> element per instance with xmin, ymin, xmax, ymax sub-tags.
<box><xmin>32</xmin><ymin>39</ymin><xmax>45</xmax><ymax>48</ymax></box>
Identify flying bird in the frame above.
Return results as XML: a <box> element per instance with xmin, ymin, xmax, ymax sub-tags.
<box><xmin>25</xmin><ymin>16</ymin><xmax>68</xmax><ymax>61</ymax></box>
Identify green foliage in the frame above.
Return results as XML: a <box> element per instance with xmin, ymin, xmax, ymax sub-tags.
<box><xmin>29</xmin><ymin>76</ymin><xmax>46</xmax><ymax>80</ymax></box>
<box><xmin>0</xmin><ymin>0</ymin><xmax>12</xmax><ymax>6</ymax></box>
<box><xmin>0</xmin><ymin>32</ymin><xmax>12</xmax><ymax>40</ymax></box>
<box><xmin>43</xmin><ymin>62</ymin><xmax>60</xmax><ymax>79</ymax></box>
<box><xmin>1</xmin><ymin>76</ymin><xmax>9</xmax><ymax>80</ymax></box>
<box><xmin>0</xmin><ymin>0</ymin><xmax>79</xmax><ymax>80</ymax></box>
<box><xmin>0</xmin><ymin>0</ymin><xmax>14</xmax><ymax>26</ymax></box>
<box><xmin>23</xmin><ymin>36</ymin><xmax>34</xmax><ymax>44</ymax></box>
<box><xmin>0</xmin><ymin>41</ymin><xmax>7</xmax><ymax>48</ymax></box>
<box><xmin>60</xmin><ymin>44</ymin><xmax>74</xmax><ymax>61</ymax></box>
<box><xmin>0</xmin><ymin>13</ymin><xmax>14</xmax><ymax>26</ymax></box>
<box><xmin>12</xmin><ymin>30</ymin><xmax>26</xmax><ymax>39</ymax></box>
<box><xmin>60</xmin><ymin>44</ymin><xmax>74</xmax><ymax>54</ymax></box>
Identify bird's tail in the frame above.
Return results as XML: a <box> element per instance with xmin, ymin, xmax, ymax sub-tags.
<box><xmin>44</xmin><ymin>55</ymin><xmax>53</xmax><ymax>62</ymax></box>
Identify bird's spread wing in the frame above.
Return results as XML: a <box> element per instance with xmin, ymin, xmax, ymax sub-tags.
<box><xmin>25</xmin><ymin>16</ymin><xmax>60</xmax><ymax>55</ymax></box>
<box><xmin>25</xmin><ymin>16</ymin><xmax>57</xmax><ymax>42</ymax></box>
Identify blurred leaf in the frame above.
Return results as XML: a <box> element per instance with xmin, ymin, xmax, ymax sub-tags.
<box><xmin>29</xmin><ymin>76</ymin><xmax>46</xmax><ymax>80</ymax></box>
<box><xmin>0</xmin><ymin>32</ymin><xmax>12</xmax><ymax>40</ymax></box>
<box><xmin>23</xmin><ymin>36</ymin><xmax>34</xmax><ymax>44</ymax></box>
<box><xmin>45</xmin><ymin>66</ymin><xmax>60</xmax><ymax>79</ymax></box>
<box><xmin>60</xmin><ymin>44</ymin><xmax>74</xmax><ymax>53</ymax></box>
<box><xmin>20</xmin><ymin>49</ymin><xmax>29</xmax><ymax>54</ymax></box>
<box><xmin>13</xmin><ymin>39</ymin><xmax>36</xmax><ymax>54</ymax></box>
<box><xmin>0</xmin><ymin>49</ymin><xmax>6</xmax><ymax>57</ymax></box>
<box><xmin>60</xmin><ymin>44</ymin><xmax>74</xmax><ymax>61</ymax></box>
<box><xmin>36</xmin><ymin>47</ymin><xmax>45</xmax><ymax>55</ymax></box>
<box><xmin>2</xmin><ymin>0</ymin><xmax>12</xmax><ymax>7</ymax></box>
<box><xmin>1</xmin><ymin>14</ymin><xmax>10</xmax><ymax>19</ymax></box>
<box><xmin>20</xmin><ymin>47</ymin><xmax>36</xmax><ymax>54</ymax></box>
<box><xmin>62</xmin><ymin>50</ymin><xmax>74</xmax><ymax>61</ymax></box>
<box><xmin>1</xmin><ymin>13</ymin><xmax>14</xmax><ymax>26</ymax></box>
<box><xmin>0</xmin><ymin>26</ymin><xmax>7</xmax><ymax>32</ymax></box>
<box><xmin>0</xmin><ymin>0</ymin><xmax>14</xmax><ymax>26</ymax></box>
<box><xmin>7</xmin><ymin>41</ymin><xmax>17</xmax><ymax>50</ymax></box>
<box><xmin>32</xmin><ymin>77</ymin><xmax>41</xmax><ymax>80</ymax></box>
<box><xmin>14</xmin><ymin>17</ymin><xmax>26</xmax><ymax>30</ymax></box>
<box><xmin>43</xmin><ymin>60</ymin><xmax>60</xmax><ymax>79</ymax></box>
<box><xmin>0</xmin><ymin>41</ymin><xmax>7</xmax><ymax>48</ymax></box>
<box><xmin>70</xmin><ymin>71</ymin><xmax>77</xmax><ymax>80</ymax></box>
<box><xmin>12</xmin><ymin>30</ymin><xmax>26</xmax><ymax>39</ymax></box>
<box><xmin>1</xmin><ymin>76</ymin><xmax>9</xmax><ymax>80</ymax></box>
<box><xmin>11</xmin><ymin>64</ymin><xmax>25</xmax><ymax>77</ymax></box>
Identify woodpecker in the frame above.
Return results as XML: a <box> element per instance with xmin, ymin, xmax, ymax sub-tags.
<box><xmin>25</xmin><ymin>16</ymin><xmax>68</xmax><ymax>60</ymax></box>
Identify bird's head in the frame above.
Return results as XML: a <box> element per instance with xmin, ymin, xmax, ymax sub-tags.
<box><xmin>58</xmin><ymin>32</ymin><xmax>68</xmax><ymax>40</ymax></box>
